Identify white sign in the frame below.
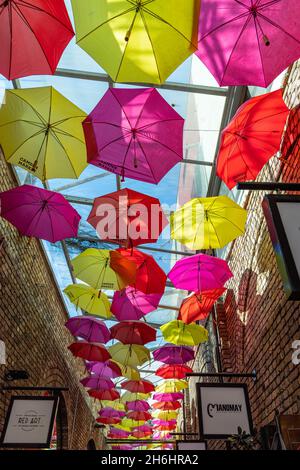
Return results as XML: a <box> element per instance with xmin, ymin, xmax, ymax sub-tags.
<box><xmin>197</xmin><ymin>384</ymin><xmax>253</xmax><ymax>439</ymax></box>
<box><xmin>0</xmin><ymin>396</ymin><xmax>58</xmax><ymax>448</ymax></box>
<box><xmin>177</xmin><ymin>441</ymin><xmax>206</xmax><ymax>450</ymax></box>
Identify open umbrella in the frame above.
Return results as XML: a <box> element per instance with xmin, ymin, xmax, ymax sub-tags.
<box><xmin>64</xmin><ymin>284</ymin><xmax>111</xmax><ymax>319</ymax></box>
<box><xmin>80</xmin><ymin>375</ymin><xmax>114</xmax><ymax>390</ymax></box>
<box><xmin>98</xmin><ymin>400</ymin><xmax>126</xmax><ymax>412</ymax></box>
<box><xmin>82</xmin><ymin>87</ymin><xmax>184</xmax><ymax>184</ymax></box>
<box><xmin>160</xmin><ymin>320</ymin><xmax>208</xmax><ymax>346</ymax></box>
<box><xmin>68</xmin><ymin>341</ymin><xmax>110</xmax><ymax>362</ymax></box>
<box><xmin>168</xmin><ymin>253</ymin><xmax>233</xmax><ymax>292</ymax></box>
<box><xmin>88</xmin><ymin>189</ymin><xmax>168</xmax><ymax>247</ymax></box>
<box><xmin>0</xmin><ymin>185</ymin><xmax>80</xmax><ymax>242</ymax></box>
<box><xmin>114</xmin><ymin>362</ymin><xmax>141</xmax><ymax>381</ymax></box>
<box><xmin>0</xmin><ymin>0</ymin><xmax>74</xmax><ymax>80</ymax></box>
<box><xmin>132</xmin><ymin>424</ymin><xmax>152</xmax><ymax>433</ymax></box>
<box><xmin>127</xmin><ymin>411</ymin><xmax>151</xmax><ymax>422</ymax></box>
<box><xmin>109</xmin><ymin>343</ymin><xmax>150</xmax><ymax>367</ymax></box>
<box><xmin>126</xmin><ymin>401</ymin><xmax>151</xmax><ymax>412</ymax></box>
<box><xmin>171</xmin><ymin>195</ymin><xmax>247</xmax><ymax>250</ymax></box>
<box><xmin>111</xmin><ymin>287</ymin><xmax>161</xmax><ymax>321</ymax></box>
<box><xmin>216</xmin><ymin>89</ymin><xmax>289</xmax><ymax>189</ymax></box>
<box><xmin>88</xmin><ymin>389</ymin><xmax>120</xmax><ymax>401</ymax></box>
<box><xmin>97</xmin><ymin>416</ymin><xmax>121</xmax><ymax>425</ymax></box>
<box><xmin>98</xmin><ymin>407</ymin><xmax>126</xmax><ymax>420</ymax></box>
<box><xmin>156</xmin><ymin>364</ymin><xmax>193</xmax><ymax>380</ymax></box>
<box><xmin>153</xmin><ymin>392</ymin><xmax>184</xmax><ymax>401</ymax></box>
<box><xmin>178</xmin><ymin>288</ymin><xmax>226</xmax><ymax>323</ymax></box>
<box><xmin>0</xmin><ymin>87</ymin><xmax>87</xmax><ymax>181</ymax></box>
<box><xmin>65</xmin><ymin>316</ymin><xmax>110</xmax><ymax>344</ymax></box>
<box><xmin>153</xmin><ymin>344</ymin><xmax>194</xmax><ymax>364</ymax></box>
<box><xmin>121</xmin><ymin>379</ymin><xmax>155</xmax><ymax>394</ymax></box>
<box><xmin>109</xmin><ymin>428</ymin><xmax>130</xmax><ymax>438</ymax></box>
<box><xmin>117</xmin><ymin>248</ymin><xmax>167</xmax><ymax>294</ymax></box>
<box><xmin>71</xmin><ymin>0</ymin><xmax>200</xmax><ymax>84</ymax></box>
<box><xmin>110</xmin><ymin>321</ymin><xmax>156</xmax><ymax>346</ymax></box>
<box><xmin>86</xmin><ymin>360</ymin><xmax>121</xmax><ymax>379</ymax></box>
<box><xmin>152</xmin><ymin>419</ymin><xmax>177</xmax><ymax>426</ymax></box>
<box><xmin>152</xmin><ymin>401</ymin><xmax>181</xmax><ymax>411</ymax></box>
<box><xmin>152</xmin><ymin>410</ymin><xmax>178</xmax><ymax>420</ymax></box>
<box><xmin>71</xmin><ymin>249</ymin><xmax>136</xmax><ymax>290</ymax></box>
<box><xmin>196</xmin><ymin>0</ymin><xmax>300</xmax><ymax>88</ymax></box>
<box><xmin>155</xmin><ymin>380</ymin><xmax>188</xmax><ymax>393</ymax></box>
<box><xmin>121</xmin><ymin>391</ymin><xmax>151</xmax><ymax>403</ymax></box>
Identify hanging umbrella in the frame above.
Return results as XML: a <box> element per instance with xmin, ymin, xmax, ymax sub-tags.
<box><xmin>117</xmin><ymin>248</ymin><xmax>167</xmax><ymax>294</ymax></box>
<box><xmin>71</xmin><ymin>248</ymin><xmax>136</xmax><ymax>290</ymax></box>
<box><xmin>88</xmin><ymin>188</ymin><xmax>168</xmax><ymax>247</ymax></box>
<box><xmin>127</xmin><ymin>411</ymin><xmax>151</xmax><ymax>422</ymax></box>
<box><xmin>64</xmin><ymin>284</ymin><xmax>111</xmax><ymax>319</ymax></box>
<box><xmin>152</xmin><ymin>411</ymin><xmax>178</xmax><ymax>421</ymax></box>
<box><xmin>0</xmin><ymin>0</ymin><xmax>74</xmax><ymax>80</ymax></box>
<box><xmin>109</xmin><ymin>427</ymin><xmax>130</xmax><ymax>438</ymax></box>
<box><xmin>152</xmin><ymin>419</ymin><xmax>177</xmax><ymax>426</ymax></box>
<box><xmin>197</xmin><ymin>0</ymin><xmax>300</xmax><ymax>87</ymax></box>
<box><xmin>132</xmin><ymin>424</ymin><xmax>152</xmax><ymax>433</ymax></box>
<box><xmin>120</xmin><ymin>418</ymin><xmax>145</xmax><ymax>429</ymax></box>
<box><xmin>156</xmin><ymin>364</ymin><xmax>193</xmax><ymax>380</ymax></box>
<box><xmin>152</xmin><ymin>401</ymin><xmax>181</xmax><ymax>411</ymax></box>
<box><xmin>153</xmin><ymin>392</ymin><xmax>184</xmax><ymax>401</ymax></box>
<box><xmin>80</xmin><ymin>375</ymin><xmax>114</xmax><ymax>390</ymax></box>
<box><xmin>121</xmin><ymin>379</ymin><xmax>155</xmax><ymax>394</ymax></box>
<box><xmin>86</xmin><ymin>360</ymin><xmax>121</xmax><ymax>379</ymax></box>
<box><xmin>168</xmin><ymin>253</ymin><xmax>233</xmax><ymax>292</ymax></box>
<box><xmin>216</xmin><ymin>89</ymin><xmax>289</xmax><ymax>189</ymax></box>
<box><xmin>97</xmin><ymin>416</ymin><xmax>121</xmax><ymax>425</ymax></box>
<box><xmin>0</xmin><ymin>185</ymin><xmax>80</xmax><ymax>242</ymax></box>
<box><xmin>111</xmin><ymin>287</ymin><xmax>161</xmax><ymax>321</ymax></box>
<box><xmin>121</xmin><ymin>391</ymin><xmax>151</xmax><ymax>403</ymax></box>
<box><xmin>99</xmin><ymin>407</ymin><xmax>126</xmax><ymax>419</ymax></box>
<box><xmin>126</xmin><ymin>401</ymin><xmax>151</xmax><ymax>412</ymax></box>
<box><xmin>170</xmin><ymin>195</ymin><xmax>247</xmax><ymax>250</ymax></box>
<box><xmin>88</xmin><ymin>389</ymin><xmax>120</xmax><ymax>401</ymax></box>
<box><xmin>65</xmin><ymin>316</ymin><xmax>110</xmax><ymax>344</ymax></box>
<box><xmin>112</xmin><ymin>422</ymin><xmax>132</xmax><ymax>432</ymax></box>
<box><xmin>82</xmin><ymin>87</ymin><xmax>184</xmax><ymax>184</ymax></box>
<box><xmin>114</xmin><ymin>362</ymin><xmax>141</xmax><ymax>381</ymax></box>
<box><xmin>153</xmin><ymin>344</ymin><xmax>194</xmax><ymax>364</ymax></box>
<box><xmin>109</xmin><ymin>343</ymin><xmax>150</xmax><ymax>367</ymax></box>
<box><xmin>131</xmin><ymin>430</ymin><xmax>152</xmax><ymax>439</ymax></box>
<box><xmin>98</xmin><ymin>401</ymin><xmax>126</xmax><ymax>412</ymax></box>
<box><xmin>0</xmin><ymin>87</ymin><xmax>87</xmax><ymax>181</ymax></box>
<box><xmin>71</xmin><ymin>0</ymin><xmax>200</xmax><ymax>84</ymax></box>
<box><xmin>160</xmin><ymin>320</ymin><xmax>208</xmax><ymax>346</ymax></box>
<box><xmin>155</xmin><ymin>380</ymin><xmax>188</xmax><ymax>393</ymax></box>
<box><xmin>178</xmin><ymin>288</ymin><xmax>226</xmax><ymax>324</ymax></box>
<box><xmin>110</xmin><ymin>321</ymin><xmax>156</xmax><ymax>346</ymax></box>
<box><xmin>154</xmin><ymin>424</ymin><xmax>177</xmax><ymax>432</ymax></box>
<box><xmin>68</xmin><ymin>341</ymin><xmax>110</xmax><ymax>362</ymax></box>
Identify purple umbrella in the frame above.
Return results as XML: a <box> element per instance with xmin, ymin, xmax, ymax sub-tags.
<box><xmin>65</xmin><ymin>316</ymin><xmax>110</xmax><ymax>343</ymax></box>
<box><xmin>80</xmin><ymin>375</ymin><xmax>114</xmax><ymax>390</ymax></box>
<box><xmin>153</xmin><ymin>345</ymin><xmax>194</xmax><ymax>365</ymax></box>
<box><xmin>83</xmin><ymin>88</ymin><xmax>184</xmax><ymax>184</ymax></box>
<box><xmin>196</xmin><ymin>0</ymin><xmax>300</xmax><ymax>88</ymax></box>
<box><xmin>0</xmin><ymin>184</ymin><xmax>80</xmax><ymax>242</ymax></box>
<box><xmin>168</xmin><ymin>253</ymin><xmax>233</xmax><ymax>292</ymax></box>
<box><xmin>152</xmin><ymin>392</ymin><xmax>184</xmax><ymax>402</ymax></box>
<box><xmin>99</xmin><ymin>407</ymin><xmax>126</xmax><ymax>419</ymax></box>
<box><xmin>111</xmin><ymin>287</ymin><xmax>162</xmax><ymax>321</ymax></box>
<box><xmin>126</xmin><ymin>400</ymin><xmax>151</xmax><ymax>412</ymax></box>
<box><xmin>86</xmin><ymin>360</ymin><xmax>122</xmax><ymax>379</ymax></box>
<box><xmin>109</xmin><ymin>427</ymin><xmax>131</xmax><ymax>438</ymax></box>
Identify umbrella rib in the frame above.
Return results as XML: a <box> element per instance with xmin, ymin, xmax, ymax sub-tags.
<box><xmin>137</xmin><ymin>130</ymin><xmax>182</xmax><ymax>159</ymax></box>
<box><xmin>257</xmin><ymin>11</ymin><xmax>300</xmax><ymax>44</ymax></box>
<box><xmin>110</xmin><ymin>90</ymin><xmax>134</xmax><ymax>129</ymax></box>
<box><xmin>45</xmin><ymin>204</ymin><xmax>78</xmax><ymax>237</ymax></box>
<box><xmin>136</xmin><ymin>138</ymin><xmax>158</xmax><ymax>183</ymax></box>
<box><xmin>234</xmin><ymin>136</ymin><xmax>258</xmax><ymax>180</ymax></box>
<box><xmin>114</xmin><ymin>9</ymin><xmax>140</xmax><ymax>83</ymax></box>
<box><xmin>137</xmin><ymin>118</ymin><xmax>182</xmax><ymax>132</ymax></box>
<box><xmin>139</xmin><ymin>10</ymin><xmax>161</xmax><ymax>83</ymax></box>
<box><xmin>200</xmin><ymin>11</ymin><xmax>250</xmax><ymax>41</ymax></box>
<box><xmin>47</xmin><ymin>128</ymin><xmax>81</xmax><ymax>179</ymax></box>
<box><xmin>3</xmin><ymin>91</ymin><xmax>47</xmax><ymax>126</ymax></box>
<box><xmin>16</xmin><ymin>0</ymin><xmax>74</xmax><ymax>33</ymax></box>
<box><xmin>51</xmin><ymin>126</ymin><xmax>86</xmax><ymax>144</ymax></box>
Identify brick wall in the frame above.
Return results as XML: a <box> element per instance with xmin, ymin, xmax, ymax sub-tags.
<box><xmin>0</xmin><ymin>155</ymin><xmax>104</xmax><ymax>450</ymax></box>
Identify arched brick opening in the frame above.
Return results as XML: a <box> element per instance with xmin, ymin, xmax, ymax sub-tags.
<box><xmin>87</xmin><ymin>439</ymin><xmax>97</xmax><ymax>450</ymax></box>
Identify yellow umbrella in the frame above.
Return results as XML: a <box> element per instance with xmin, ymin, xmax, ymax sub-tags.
<box><xmin>112</xmin><ymin>423</ymin><xmax>132</xmax><ymax>432</ymax></box>
<box><xmin>98</xmin><ymin>400</ymin><xmax>126</xmax><ymax>412</ymax></box>
<box><xmin>155</xmin><ymin>380</ymin><xmax>188</xmax><ymax>393</ymax></box>
<box><xmin>71</xmin><ymin>0</ymin><xmax>200</xmax><ymax>84</ymax></box>
<box><xmin>0</xmin><ymin>87</ymin><xmax>87</xmax><ymax>181</ymax></box>
<box><xmin>120</xmin><ymin>418</ymin><xmax>143</xmax><ymax>429</ymax></box>
<box><xmin>160</xmin><ymin>320</ymin><xmax>208</xmax><ymax>346</ymax></box>
<box><xmin>170</xmin><ymin>195</ymin><xmax>247</xmax><ymax>250</ymax></box>
<box><xmin>152</xmin><ymin>410</ymin><xmax>178</xmax><ymax>420</ymax></box>
<box><xmin>64</xmin><ymin>284</ymin><xmax>112</xmax><ymax>318</ymax></box>
<box><xmin>113</xmin><ymin>362</ymin><xmax>141</xmax><ymax>381</ymax></box>
<box><xmin>71</xmin><ymin>248</ymin><xmax>136</xmax><ymax>290</ymax></box>
<box><xmin>109</xmin><ymin>343</ymin><xmax>150</xmax><ymax>367</ymax></box>
<box><xmin>121</xmin><ymin>391</ymin><xmax>150</xmax><ymax>403</ymax></box>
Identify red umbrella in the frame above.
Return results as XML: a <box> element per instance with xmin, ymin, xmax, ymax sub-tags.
<box><xmin>216</xmin><ymin>89</ymin><xmax>289</xmax><ymax>189</ymax></box>
<box><xmin>131</xmin><ymin>430</ymin><xmax>152</xmax><ymax>439</ymax></box>
<box><xmin>121</xmin><ymin>380</ymin><xmax>155</xmax><ymax>394</ymax></box>
<box><xmin>156</xmin><ymin>364</ymin><xmax>193</xmax><ymax>380</ymax></box>
<box><xmin>110</xmin><ymin>321</ymin><xmax>156</xmax><ymax>346</ymax></box>
<box><xmin>96</xmin><ymin>416</ymin><xmax>121</xmax><ymax>425</ymax></box>
<box><xmin>152</xmin><ymin>401</ymin><xmax>181</xmax><ymax>411</ymax></box>
<box><xmin>178</xmin><ymin>288</ymin><xmax>226</xmax><ymax>324</ymax></box>
<box><xmin>68</xmin><ymin>341</ymin><xmax>110</xmax><ymax>362</ymax></box>
<box><xmin>88</xmin><ymin>389</ymin><xmax>120</xmax><ymax>401</ymax></box>
<box><xmin>127</xmin><ymin>411</ymin><xmax>152</xmax><ymax>422</ymax></box>
<box><xmin>0</xmin><ymin>0</ymin><xmax>74</xmax><ymax>80</ymax></box>
<box><xmin>117</xmin><ymin>248</ymin><xmax>167</xmax><ymax>294</ymax></box>
<box><xmin>87</xmin><ymin>188</ymin><xmax>168</xmax><ymax>247</ymax></box>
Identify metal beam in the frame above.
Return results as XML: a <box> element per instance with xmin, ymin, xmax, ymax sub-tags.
<box><xmin>182</xmin><ymin>159</ymin><xmax>214</xmax><ymax>166</ymax></box>
<box><xmin>52</xmin><ymin>172</ymin><xmax>111</xmax><ymax>192</ymax></box>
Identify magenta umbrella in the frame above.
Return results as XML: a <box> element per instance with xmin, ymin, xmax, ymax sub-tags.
<box><xmin>153</xmin><ymin>392</ymin><xmax>184</xmax><ymax>401</ymax></box>
<box><xmin>196</xmin><ymin>0</ymin><xmax>300</xmax><ymax>88</ymax></box>
<box><xmin>65</xmin><ymin>316</ymin><xmax>110</xmax><ymax>343</ymax></box>
<box><xmin>168</xmin><ymin>253</ymin><xmax>233</xmax><ymax>292</ymax></box>
<box><xmin>111</xmin><ymin>287</ymin><xmax>162</xmax><ymax>321</ymax></box>
<box><xmin>153</xmin><ymin>432</ymin><xmax>172</xmax><ymax>440</ymax></box>
<box><xmin>126</xmin><ymin>400</ymin><xmax>151</xmax><ymax>412</ymax></box>
<box><xmin>80</xmin><ymin>375</ymin><xmax>114</xmax><ymax>390</ymax></box>
<box><xmin>0</xmin><ymin>185</ymin><xmax>80</xmax><ymax>242</ymax></box>
<box><xmin>153</xmin><ymin>419</ymin><xmax>177</xmax><ymax>426</ymax></box>
<box><xmin>86</xmin><ymin>360</ymin><xmax>122</xmax><ymax>379</ymax></box>
<box><xmin>98</xmin><ymin>407</ymin><xmax>126</xmax><ymax>419</ymax></box>
<box><xmin>83</xmin><ymin>88</ymin><xmax>184</xmax><ymax>184</ymax></box>
<box><xmin>109</xmin><ymin>427</ymin><xmax>131</xmax><ymax>438</ymax></box>
<box><xmin>153</xmin><ymin>345</ymin><xmax>194</xmax><ymax>365</ymax></box>
<box><xmin>133</xmin><ymin>424</ymin><xmax>152</xmax><ymax>433</ymax></box>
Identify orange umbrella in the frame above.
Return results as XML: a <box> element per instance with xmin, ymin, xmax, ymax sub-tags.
<box><xmin>178</xmin><ymin>288</ymin><xmax>226</xmax><ymax>323</ymax></box>
<box><xmin>152</xmin><ymin>401</ymin><xmax>181</xmax><ymax>411</ymax></box>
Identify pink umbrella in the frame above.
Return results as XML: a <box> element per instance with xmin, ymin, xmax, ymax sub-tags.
<box><xmin>133</xmin><ymin>424</ymin><xmax>152</xmax><ymax>433</ymax></box>
<box><xmin>168</xmin><ymin>254</ymin><xmax>233</xmax><ymax>292</ymax></box>
<box><xmin>153</xmin><ymin>432</ymin><xmax>172</xmax><ymax>440</ymax></box>
<box><xmin>65</xmin><ymin>316</ymin><xmax>110</xmax><ymax>343</ymax></box>
<box><xmin>153</xmin><ymin>392</ymin><xmax>184</xmax><ymax>401</ymax></box>
<box><xmin>109</xmin><ymin>427</ymin><xmax>131</xmax><ymax>438</ymax></box>
<box><xmin>126</xmin><ymin>400</ymin><xmax>151</xmax><ymax>412</ymax></box>
<box><xmin>111</xmin><ymin>287</ymin><xmax>162</xmax><ymax>321</ymax></box>
<box><xmin>153</xmin><ymin>345</ymin><xmax>194</xmax><ymax>364</ymax></box>
<box><xmin>153</xmin><ymin>419</ymin><xmax>177</xmax><ymax>426</ymax></box>
<box><xmin>196</xmin><ymin>0</ymin><xmax>300</xmax><ymax>88</ymax></box>
<box><xmin>98</xmin><ymin>407</ymin><xmax>126</xmax><ymax>419</ymax></box>
<box><xmin>83</xmin><ymin>88</ymin><xmax>184</xmax><ymax>184</ymax></box>
<box><xmin>86</xmin><ymin>360</ymin><xmax>122</xmax><ymax>379</ymax></box>
<box><xmin>80</xmin><ymin>375</ymin><xmax>114</xmax><ymax>390</ymax></box>
<box><xmin>0</xmin><ymin>185</ymin><xmax>80</xmax><ymax>242</ymax></box>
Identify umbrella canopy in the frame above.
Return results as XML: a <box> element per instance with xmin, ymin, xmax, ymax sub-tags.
<box><xmin>152</xmin><ymin>419</ymin><xmax>177</xmax><ymax>426</ymax></box>
<box><xmin>152</xmin><ymin>410</ymin><xmax>178</xmax><ymax>420</ymax></box>
<box><xmin>153</xmin><ymin>392</ymin><xmax>184</xmax><ymax>401</ymax></box>
<box><xmin>132</xmin><ymin>424</ymin><xmax>152</xmax><ymax>433</ymax></box>
<box><xmin>88</xmin><ymin>188</ymin><xmax>168</xmax><ymax>247</ymax></box>
<box><xmin>131</xmin><ymin>430</ymin><xmax>152</xmax><ymax>439</ymax></box>
<box><xmin>86</xmin><ymin>360</ymin><xmax>121</xmax><ymax>379</ymax></box>
<box><xmin>0</xmin><ymin>185</ymin><xmax>80</xmax><ymax>243</ymax></box>
<box><xmin>71</xmin><ymin>249</ymin><xmax>136</xmax><ymax>290</ymax></box>
<box><xmin>109</xmin><ymin>427</ymin><xmax>130</xmax><ymax>438</ymax></box>
<box><xmin>121</xmin><ymin>379</ymin><xmax>155</xmax><ymax>394</ymax></box>
<box><xmin>154</xmin><ymin>424</ymin><xmax>177</xmax><ymax>432</ymax></box>
<box><xmin>114</xmin><ymin>362</ymin><xmax>141</xmax><ymax>381</ymax></box>
<box><xmin>127</xmin><ymin>411</ymin><xmax>151</xmax><ymax>422</ymax></box>
<box><xmin>153</xmin><ymin>344</ymin><xmax>194</xmax><ymax>364</ymax></box>
<box><xmin>178</xmin><ymin>288</ymin><xmax>226</xmax><ymax>324</ymax></box>
<box><xmin>98</xmin><ymin>400</ymin><xmax>126</xmax><ymax>412</ymax></box>
<box><xmin>71</xmin><ymin>0</ymin><xmax>200</xmax><ymax>84</ymax></box>
<box><xmin>110</xmin><ymin>321</ymin><xmax>156</xmax><ymax>346</ymax></box>
<box><xmin>82</xmin><ymin>87</ymin><xmax>184</xmax><ymax>184</ymax></box>
<box><xmin>64</xmin><ymin>284</ymin><xmax>111</xmax><ymax>319</ymax></box>
<box><xmin>171</xmin><ymin>195</ymin><xmax>247</xmax><ymax>250</ymax></box>
<box><xmin>121</xmin><ymin>391</ymin><xmax>151</xmax><ymax>403</ymax></box>
<box><xmin>160</xmin><ymin>320</ymin><xmax>208</xmax><ymax>346</ymax></box>
<box><xmin>111</xmin><ymin>287</ymin><xmax>162</xmax><ymax>321</ymax></box>
<box><xmin>80</xmin><ymin>375</ymin><xmax>114</xmax><ymax>391</ymax></box>
<box><xmin>197</xmin><ymin>0</ymin><xmax>300</xmax><ymax>88</ymax></box>
<box><xmin>65</xmin><ymin>316</ymin><xmax>110</xmax><ymax>344</ymax></box>
<box><xmin>155</xmin><ymin>380</ymin><xmax>188</xmax><ymax>393</ymax></box>
<box><xmin>168</xmin><ymin>253</ymin><xmax>233</xmax><ymax>292</ymax></box>
<box><xmin>88</xmin><ymin>389</ymin><xmax>120</xmax><ymax>401</ymax></box>
<box><xmin>152</xmin><ymin>401</ymin><xmax>181</xmax><ymax>411</ymax></box>
<box><xmin>121</xmin><ymin>418</ymin><xmax>145</xmax><ymax>429</ymax></box>
<box><xmin>216</xmin><ymin>89</ymin><xmax>289</xmax><ymax>189</ymax></box>
<box><xmin>99</xmin><ymin>407</ymin><xmax>126</xmax><ymax>419</ymax></box>
<box><xmin>0</xmin><ymin>0</ymin><xmax>74</xmax><ymax>80</ymax></box>
<box><xmin>126</xmin><ymin>401</ymin><xmax>151</xmax><ymax>412</ymax></box>
<box><xmin>68</xmin><ymin>341</ymin><xmax>110</xmax><ymax>362</ymax></box>
<box><xmin>117</xmin><ymin>248</ymin><xmax>167</xmax><ymax>294</ymax></box>
<box><xmin>156</xmin><ymin>364</ymin><xmax>193</xmax><ymax>380</ymax></box>
<box><xmin>0</xmin><ymin>87</ymin><xmax>87</xmax><ymax>181</ymax></box>
<box><xmin>109</xmin><ymin>343</ymin><xmax>150</xmax><ymax>367</ymax></box>
<box><xmin>97</xmin><ymin>416</ymin><xmax>121</xmax><ymax>425</ymax></box>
